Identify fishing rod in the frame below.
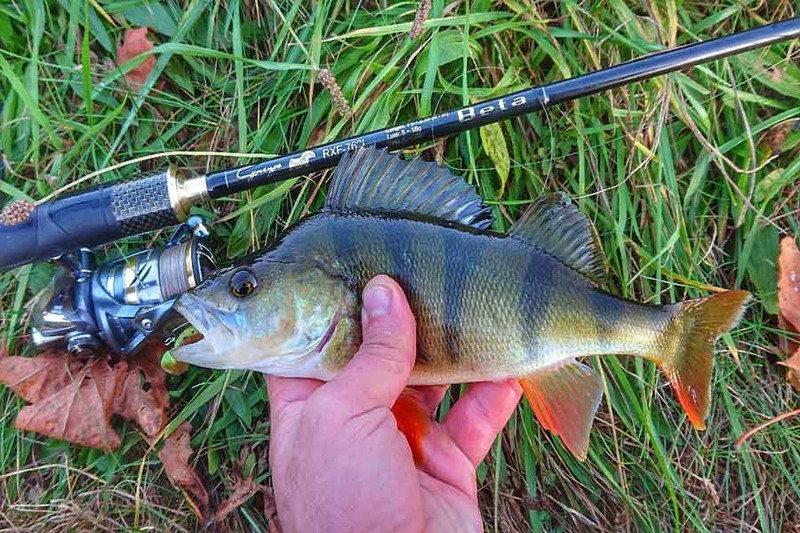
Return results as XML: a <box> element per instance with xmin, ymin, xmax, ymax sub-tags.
<box><xmin>3</xmin><ymin>17</ymin><xmax>800</xmax><ymax>271</ymax></box>
<box><xmin>3</xmin><ymin>17</ymin><xmax>800</xmax><ymax>356</ymax></box>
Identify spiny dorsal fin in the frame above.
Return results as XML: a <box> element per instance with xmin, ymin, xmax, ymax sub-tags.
<box><xmin>510</xmin><ymin>193</ymin><xmax>606</xmax><ymax>283</ymax></box>
<box><xmin>519</xmin><ymin>361</ymin><xmax>603</xmax><ymax>461</ymax></box>
<box><xmin>325</xmin><ymin>147</ymin><xmax>493</xmax><ymax>229</ymax></box>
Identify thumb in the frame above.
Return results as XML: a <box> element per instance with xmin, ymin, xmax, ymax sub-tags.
<box><xmin>324</xmin><ymin>275</ymin><xmax>416</xmax><ymax>410</ymax></box>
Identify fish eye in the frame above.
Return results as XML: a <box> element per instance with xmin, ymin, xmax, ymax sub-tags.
<box><xmin>229</xmin><ymin>269</ymin><xmax>257</xmax><ymax>298</ymax></box>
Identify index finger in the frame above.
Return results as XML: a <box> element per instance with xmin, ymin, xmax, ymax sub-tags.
<box><xmin>442</xmin><ymin>380</ymin><xmax>522</xmax><ymax>467</ymax></box>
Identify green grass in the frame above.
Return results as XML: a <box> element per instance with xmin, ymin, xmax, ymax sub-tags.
<box><xmin>2</xmin><ymin>0</ymin><xmax>800</xmax><ymax>530</ymax></box>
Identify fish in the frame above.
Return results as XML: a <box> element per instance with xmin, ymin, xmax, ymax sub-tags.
<box><xmin>171</xmin><ymin>146</ymin><xmax>750</xmax><ymax>460</ymax></box>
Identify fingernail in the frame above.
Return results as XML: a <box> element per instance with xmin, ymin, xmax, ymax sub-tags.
<box><xmin>363</xmin><ymin>282</ymin><xmax>392</xmax><ymax>319</ymax></box>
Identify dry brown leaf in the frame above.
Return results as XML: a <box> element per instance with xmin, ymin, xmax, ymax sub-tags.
<box><xmin>116</xmin><ymin>27</ymin><xmax>157</xmax><ymax>91</ymax></box>
<box><xmin>778</xmin><ymin>236</ymin><xmax>800</xmax><ymax>389</ymax></box>
<box><xmin>784</xmin><ymin>349</ymin><xmax>800</xmax><ymax>391</ymax></box>
<box><xmin>786</xmin><ymin>350</ymin><xmax>800</xmax><ymax>372</ymax></box>
<box><xmin>0</xmin><ymin>341</ymin><xmax>170</xmax><ymax>449</ymax></box>
<box><xmin>15</xmin><ymin>359</ymin><xmax>125</xmax><ymax>451</ymax></box>
<box><xmin>778</xmin><ymin>237</ymin><xmax>800</xmax><ymax>332</ymax></box>
<box><xmin>0</xmin><ymin>345</ymin><xmax>209</xmax><ymax>520</ymax></box>
<box><xmin>762</xmin><ymin>121</ymin><xmax>792</xmax><ymax>154</ymax></box>
<box><xmin>159</xmin><ymin>422</ymin><xmax>209</xmax><ymax>518</ymax></box>
<box><xmin>0</xmin><ymin>349</ymin><xmax>81</xmax><ymax>403</ymax></box>
<box><xmin>211</xmin><ymin>476</ymin><xmax>260</xmax><ymax>524</ymax></box>
<box><xmin>262</xmin><ymin>485</ymin><xmax>282</xmax><ymax>533</ymax></box>
<box><xmin>113</xmin><ymin>340</ymin><xmax>170</xmax><ymax>437</ymax></box>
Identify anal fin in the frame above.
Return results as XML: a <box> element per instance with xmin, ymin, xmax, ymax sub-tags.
<box><xmin>519</xmin><ymin>361</ymin><xmax>603</xmax><ymax>461</ymax></box>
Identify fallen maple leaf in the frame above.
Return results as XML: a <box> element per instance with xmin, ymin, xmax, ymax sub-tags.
<box><xmin>0</xmin><ymin>349</ymin><xmax>82</xmax><ymax>403</ymax></box>
<box><xmin>15</xmin><ymin>359</ymin><xmax>124</xmax><ymax>451</ymax></box>
<box><xmin>159</xmin><ymin>422</ymin><xmax>209</xmax><ymax>518</ymax></box>
<box><xmin>739</xmin><ymin>235</ymin><xmax>800</xmax><ymax>446</ymax></box>
<box><xmin>116</xmin><ymin>27</ymin><xmax>157</xmax><ymax>91</ymax></box>
<box><xmin>0</xmin><ymin>343</ymin><xmax>170</xmax><ymax>450</ymax></box>
<box><xmin>0</xmin><ymin>345</ymin><xmax>214</xmax><ymax>521</ymax></box>
<box><xmin>786</xmin><ymin>351</ymin><xmax>800</xmax><ymax>374</ymax></box>
<box><xmin>777</xmin><ymin>236</ymin><xmax>800</xmax><ymax>390</ymax></box>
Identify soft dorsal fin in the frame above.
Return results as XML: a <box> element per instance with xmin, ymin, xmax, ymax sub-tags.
<box><xmin>510</xmin><ymin>193</ymin><xmax>606</xmax><ymax>283</ymax></box>
<box><xmin>325</xmin><ymin>147</ymin><xmax>493</xmax><ymax>229</ymax></box>
<box><xmin>519</xmin><ymin>361</ymin><xmax>603</xmax><ymax>461</ymax></box>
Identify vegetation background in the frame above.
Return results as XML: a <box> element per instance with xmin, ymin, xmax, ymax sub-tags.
<box><xmin>1</xmin><ymin>0</ymin><xmax>799</xmax><ymax>530</ymax></box>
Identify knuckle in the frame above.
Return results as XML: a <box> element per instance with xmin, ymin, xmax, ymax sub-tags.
<box><xmin>358</xmin><ymin>344</ymin><xmax>413</xmax><ymax>376</ymax></box>
<box><xmin>363</xmin><ymin>326</ymin><xmax>415</xmax><ymax>354</ymax></box>
<box><xmin>472</xmin><ymin>394</ymin><xmax>504</xmax><ymax>435</ymax></box>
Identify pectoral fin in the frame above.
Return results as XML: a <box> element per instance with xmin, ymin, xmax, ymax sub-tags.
<box><xmin>391</xmin><ymin>388</ymin><xmax>430</xmax><ymax>465</ymax></box>
<box><xmin>519</xmin><ymin>361</ymin><xmax>603</xmax><ymax>461</ymax></box>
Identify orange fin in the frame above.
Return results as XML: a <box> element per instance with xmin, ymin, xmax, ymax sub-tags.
<box><xmin>652</xmin><ymin>290</ymin><xmax>750</xmax><ymax>429</ymax></box>
<box><xmin>391</xmin><ymin>388</ymin><xmax>430</xmax><ymax>465</ymax></box>
<box><xmin>519</xmin><ymin>362</ymin><xmax>603</xmax><ymax>461</ymax></box>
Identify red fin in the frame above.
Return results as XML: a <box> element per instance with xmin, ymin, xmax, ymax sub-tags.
<box><xmin>653</xmin><ymin>290</ymin><xmax>750</xmax><ymax>429</ymax></box>
<box><xmin>391</xmin><ymin>388</ymin><xmax>430</xmax><ymax>465</ymax></box>
<box><xmin>519</xmin><ymin>362</ymin><xmax>603</xmax><ymax>461</ymax></box>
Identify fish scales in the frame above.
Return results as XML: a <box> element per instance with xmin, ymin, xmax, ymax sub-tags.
<box><xmin>271</xmin><ymin>211</ymin><xmax>666</xmax><ymax>384</ymax></box>
<box><xmin>172</xmin><ymin>147</ymin><xmax>750</xmax><ymax>460</ymax></box>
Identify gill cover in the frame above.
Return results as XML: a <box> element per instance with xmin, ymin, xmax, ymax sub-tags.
<box><xmin>171</xmin><ymin>263</ymin><xmax>355</xmax><ymax>375</ymax></box>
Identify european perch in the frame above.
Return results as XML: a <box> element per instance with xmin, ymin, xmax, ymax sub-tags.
<box><xmin>171</xmin><ymin>147</ymin><xmax>749</xmax><ymax>460</ymax></box>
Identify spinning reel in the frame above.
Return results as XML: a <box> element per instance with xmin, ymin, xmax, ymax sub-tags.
<box><xmin>31</xmin><ymin>216</ymin><xmax>215</xmax><ymax>356</ymax></box>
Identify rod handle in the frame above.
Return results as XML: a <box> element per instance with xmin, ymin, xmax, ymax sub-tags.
<box><xmin>0</xmin><ymin>171</ymin><xmax>182</xmax><ymax>270</ymax></box>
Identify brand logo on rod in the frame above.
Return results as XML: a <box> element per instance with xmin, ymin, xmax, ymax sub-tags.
<box><xmin>456</xmin><ymin>95</ymin><xmax>527</xmax><ymax>123</ymax></box>
<box><xmin>288</xmin><ymin>150</ymin><xmax>317</xmax><ymax>169</ymax></box>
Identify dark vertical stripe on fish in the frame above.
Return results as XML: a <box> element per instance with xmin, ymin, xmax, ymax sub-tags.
<box><xmin>443</xmin><ymin>230</ymin><xmax>473</xmax><ymax>363</ymax></box>
<box><xmin>328</xmin><ymin>214</ymin><xmax>362</xmax><ymax>286</ymax></box>
<box><xmin>520</xmin><ymin>251</ymin><xmax>553</xmax><ymax>356</ymax></box>
<box><xmin>382</xmin><ymin>219</ymin><xmax>414</xmax><ymax>291</ymax></box>
<box><xmin>383</xmin><ymin>221</ymin><xmax>432</xmax><ymax>364</ymax></box>
<box><xmin>589</xmin><ymin>290</ymin><xmax>624</xmax><ymax>344</ymax></box>
<box><xmin>410</xmin><ymin>221</ymin><xmax>444</xmax><ymax>366</ymax></box>
<box><xmin>353</xmin><ymin>216</ymin><xmax>379</xmax><ymax>282</ymax></box>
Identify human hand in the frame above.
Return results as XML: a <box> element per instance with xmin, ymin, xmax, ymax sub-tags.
<box><xmin>265</xmin><ymin>275</ymin><xmax>522</xmax><ymax>532</ymax></box>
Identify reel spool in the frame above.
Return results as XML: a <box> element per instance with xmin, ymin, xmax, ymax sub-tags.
<box><xmin>32</xmin><ymin>217</ymin><xmax>215</xmax><ymax>356</ymax></box>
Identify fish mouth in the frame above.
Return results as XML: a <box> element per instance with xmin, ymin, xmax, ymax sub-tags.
<box><xmin>170</xmin><ymin>293</ymin><xmax>239</xmax><ymax>367</ymax></box>
<box><xmin>170</xmin><ymin>293</ymin><xmax>342</xmax><ymax>372</ymax></box>
<box><xmin>174</xmin><ymin>293</ymin><xmax>238</xmax><ymax>339</ymax></box>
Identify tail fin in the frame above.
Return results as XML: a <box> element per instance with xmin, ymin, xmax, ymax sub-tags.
<box><xmin>652</xmin><ymin>290</ymin><xmax>750</xmax><ymax>429</ymax></box>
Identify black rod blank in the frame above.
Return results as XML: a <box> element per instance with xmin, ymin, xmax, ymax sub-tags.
<box><xmin>206</xmin><ymin>16</ymin><xmax>800</xmax><ymax>196</ymax></box>
<box><xmin>2</xmin><ymin>17</ymin><xmax>800</xmax><ymax>271</ymax></box>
